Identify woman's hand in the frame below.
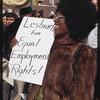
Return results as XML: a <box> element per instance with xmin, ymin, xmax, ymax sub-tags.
<box><xmin>10</xmin><ymin>38</ymin><xmax>18</xmax><ymax>50</ymax></box>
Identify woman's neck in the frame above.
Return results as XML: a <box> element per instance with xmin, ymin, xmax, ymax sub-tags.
<box><xmin>55</xmin><ymin>33</ymin><xmax>71</xmax><ymax>43</ymax></box>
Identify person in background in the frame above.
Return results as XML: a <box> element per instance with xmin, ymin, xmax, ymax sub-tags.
<box><xmin>3</xmin><ymin>6</ymin><xmax>33</xmax><ymax>100</ymax></box>
<box><xmin>6</xmin><ymin>13</ymin><xmax>18</xmax><ymax>26</ymax></box>
<box><xmin>2</xmin><ymin>13</ymin><xmax>8</xmax><ymax>50</ymax></box>
<box><xmin>86</xmin><ymin>0</ymin><xmax>98</xmax><ymax>51</ymax></box>
<box><xmin>2</xmin><ymin>13</ymin><xmax>18</xmax><ymax>50</ymax></box>
<box><xmin>2</xmin><ymin>13</ymin><xmax>7</xmax><ymax>29</ymax></box>
<box><xmin>2</xmin><ymin>12</ymin><xmax>18</xmax><ymax>100</ymax></box>
<box><xmin>42</xmin><ymin>0</ymin><xmax>97</xmax><ymax>100</ymax></box>
<box><xmin>32</xmin><ymin>10</ymin><xmax>42</xmax><ymax>18</ymax></box>
<box><xmin>86</xmin><ymin>0</ymin><xmax>98</xmax><ymax>100</ymax></box>
<box><xmin>3</xmin><ymin>13</ymin><xmax>18</xmax><ymax>51</ymax></box>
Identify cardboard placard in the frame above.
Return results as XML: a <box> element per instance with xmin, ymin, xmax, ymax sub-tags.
<box><xmin>8</xmin><ymin>17</ymin><xmax>55</xmax><ymax>85</ymax></box>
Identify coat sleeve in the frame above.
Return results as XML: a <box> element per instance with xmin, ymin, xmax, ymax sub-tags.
<box><xmin>71</xmin><ymin>46</ymin><xmax>97</xmax><ymax>100</ymax></box>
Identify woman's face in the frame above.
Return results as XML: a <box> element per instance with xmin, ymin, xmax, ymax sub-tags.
<box><xmin>54</xmin><ymin>12</ymin><xmax>69</xmax><ymax>35</ymax></box>
<box><xmin>3</xmin><ymin>16</ymin><xmax>7</xmax><ymax>27</ymax></box>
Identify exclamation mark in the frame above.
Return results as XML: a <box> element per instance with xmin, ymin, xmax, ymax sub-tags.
<box><xmin>38</xmin><ymin>65</ymin><xmax>43</xmax><ymax>73</ymax></box>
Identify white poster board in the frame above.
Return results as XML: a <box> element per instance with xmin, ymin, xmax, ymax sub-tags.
<box><xmin>8</xmin><ymin>17</ymin><xmax>55</xmax><ymax>85</ymax></box>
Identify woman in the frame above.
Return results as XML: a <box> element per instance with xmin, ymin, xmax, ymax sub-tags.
<box><xmin>42</xmin><ymin>0</ymin><xmax>97</xmax><ymax>100</ymax></box>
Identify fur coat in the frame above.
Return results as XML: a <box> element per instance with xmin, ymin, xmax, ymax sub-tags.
<box><xmin>42</xmin><ymin>36</ymin><xmax>97</xmax><ymax>100</ymax></box>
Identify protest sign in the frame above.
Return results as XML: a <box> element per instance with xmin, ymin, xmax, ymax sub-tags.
<box><xmin>8</xmin><ymin>17</ymin><xmax>55</xmax><ymax>85</ymax></box>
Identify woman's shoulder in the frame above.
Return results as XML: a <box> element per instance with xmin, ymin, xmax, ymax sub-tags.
<box><xmin>79</xmin><ymin>44</ymin><xmax>96</xmax><ymax>58</ymax></box>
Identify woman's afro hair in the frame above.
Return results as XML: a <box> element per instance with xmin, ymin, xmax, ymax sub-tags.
<box><xmin>56</xmin><ymin>0</ymin><xmax>97</xmax><ymax>42</ymax></box>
